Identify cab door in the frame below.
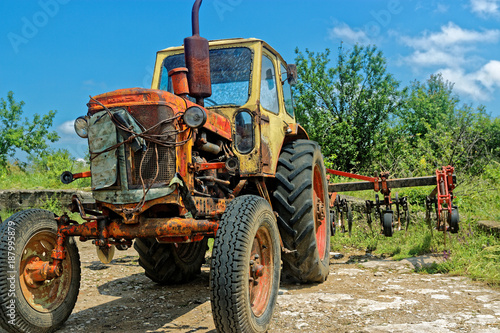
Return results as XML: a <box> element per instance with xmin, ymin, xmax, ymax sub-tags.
<box><xmin>259</xmin><ymin>49</ymin><xmax>286</xmax><ymax>175</ymax></box>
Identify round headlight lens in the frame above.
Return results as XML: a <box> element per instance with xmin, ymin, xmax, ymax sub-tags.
<box><xmin>183</xmin><ymin>106</ymin><xmax>207</xmax><ymax>128</ymax></box>
<box><xmin>74</xmin><ymin>116</ymin><xmax>89</xmax><ymax>138</ymax></box>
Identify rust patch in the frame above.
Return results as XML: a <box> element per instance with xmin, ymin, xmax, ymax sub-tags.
<box><xmin>194</xmin><ymin>197</ymin><xmax>228</xmax><ymax>217</ymax></box>
<box><xmin>59</xmin><ymin>217</ymin><xmax>219</xmax><ymax>240</ymax></box>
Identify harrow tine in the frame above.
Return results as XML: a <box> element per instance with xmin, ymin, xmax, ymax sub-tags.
<box><xmin>402</xmin><ymin>196</ymin><xmax>410</xmax><ymax>232</ymax></box>
<box><xmin>365</xmin><ymin>200</ymin><xmax>375</xmax><ymax>233</ymax></box>
<box><xmin>395</xmin><ymin>192</ymin><xmax>401</xmax><ymax>231</ymax></box>
<box><xmin>337</xmin><ymin>196</ymin><xmax>345</xmax><ymax>233</ymax></box>
<box><xmin>347</xmin><ymin>203</ymin><xmax>353</xmax><ymax>237</ymax></box>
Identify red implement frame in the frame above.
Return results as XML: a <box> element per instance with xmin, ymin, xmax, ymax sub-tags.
<box><xmin>435</xmin><ymin>165</ymin><xmax>456</xmax><ymax>230</ymax></box>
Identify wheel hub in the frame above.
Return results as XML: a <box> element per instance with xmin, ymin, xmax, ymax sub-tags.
<box><xmin>315</xmin><ymin>197</ymin><xmax>326</xmax><ymax>222</ymax></box>
<box><xmin>20</xmin><ymin>231</ymin><xmax>73</xmax><ymax>313</ymax></box>
<box><xmin>250</xmin><ymin>255</ymin><xmax>265</xmax><ymax>282</ymax></box>
<box><xmin>23</xmin><ymin>257</ymin><xmax>61</xmax><ymax>288</ymax></box>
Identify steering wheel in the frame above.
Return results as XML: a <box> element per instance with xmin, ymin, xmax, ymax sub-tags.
<box><xmin>204</xmin><ymin>98</ymin><xmax>218</xmax><ymax>106</ymax></box>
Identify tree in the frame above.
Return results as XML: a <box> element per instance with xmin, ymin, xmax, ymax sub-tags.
<box><xmin>293</xmin><ymin>44</ymin><xmax>404</xmax><ymax>172</ymax></box>
<box><xmin>375</xmin><ymin>74</ymin><xmax>497</xmax><ymax>176</ymax></box>
<box><xmin>0</xmin><ymin>91</ymin><xmax>59</xmax><ymax>168</ymax></box>
<box><xmin>398</xmin><ymin>74</ymin><xmax>459</xmax><ymax>143</ymax></box>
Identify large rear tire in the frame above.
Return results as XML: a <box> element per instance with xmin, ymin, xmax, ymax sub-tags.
<box><xmin>0</xmin><ymin>209</ymin><xmax>80</xmax><ymax>333</ymax></box>
<box><xmin>273</xmin><ymin>140</ymin><xmax>330</xmax><ymax>283</ymax></box>
<box><xmin>134</xmin><ymin>237</ymin><xmax>208</xmax><ymax>285</ymax></box>
<box><xmin>210</xmin><ymin>195</ymin><xmax>281</xmax><ymax>333</ymax></box>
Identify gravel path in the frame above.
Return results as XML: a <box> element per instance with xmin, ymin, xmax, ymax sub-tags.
<box><xmin>51</xmin><ymin>241</ymin><xmax>500</xmax><ymax>333</ymax></box>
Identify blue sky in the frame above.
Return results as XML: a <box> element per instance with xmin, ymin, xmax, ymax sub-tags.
<box><xmin>1</xmin><ymin>0</ymin><xmax>499</xmax><ymax>159</ymax></box>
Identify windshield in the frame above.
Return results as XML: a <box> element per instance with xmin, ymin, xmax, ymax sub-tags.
<box><xmin>160</xmin><ymin>47</ymin><xmax>253</xmax><ymax>107</ymax></box>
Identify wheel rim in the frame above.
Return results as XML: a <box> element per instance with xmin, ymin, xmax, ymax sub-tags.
<box><xmin>19</xmin><ymin>230</ymin><xmax>73</xmax><ymax>313</ymax></box>
<box><xmin>313</xmin><ymin>165</ymin><xmax>327</xmax><ymax>260</ymax></box>
<box><xmin>249</xmin><ymin>225</ymin><xmax>274</xmax><ymax>317</ymax></box>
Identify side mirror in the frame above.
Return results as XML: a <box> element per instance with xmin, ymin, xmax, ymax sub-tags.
<box><xmin>286</xmin><ymin>64</ymin><xmax>298</xmax><ymax>85</ymax></box>
<box><xmin>265</xmin><ymin>68</ymin><xmax>274</xmax><ymax>80</ymax></box>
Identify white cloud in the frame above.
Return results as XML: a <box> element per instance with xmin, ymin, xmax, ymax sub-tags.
<box><xmin>439</xmin><ymin>61</ymin><xmax>500</xmax><ymax>100</ymax></box>
<box><xmin>401</xmin><ymin>22</ymin><xmax>499</xmax><ymax>50</ymax></box>
<box><xmin>435</xmin><ymin>3</ymin><xmax>449</xmax><ymax>13</ymax></box>
<box><xmin>58</xmin><ymin>120</ymin><xmax>75</xmax><ymax>135</ymax></box>
<box><xmin>398</xmin><ymin>22</ymin><xmax>500</xmax><ymax>101</ymax></box>
<box><xmin>470</xmin><ymin>0</ymin><xmax>500</xmax><ymax>15</ymax></box>
<box><xmin>475</xmin><ymin>60</ymin><xmax>500</xmax><ymax>89</ymax></box>
<box><xmin>328</xmin><ymin>22</ymin><xmax>372</xmax><ymax>45</ymax></box>
<box><xmin>405</xmin><ymin>49</ymin><xmax>461</xmax><ymax>68</ymax></box>
<box><xmin>57</xmin><ymin>120</ymin><xmax>82</xmax><ymax>143</ymax></box>
<box><xmin>82</xmin><ymin>79</ymin><xmax>107</xmax><ymax>91</ymax></box>
<box><xmin>439</xmin><ymin>68</ymin><xmax>488</xmax><ymax>100</ymax></box>
<box><xmin>398</xmin><ymin>22</ymin><xmax>499</xmax><ymax>68</ymax></box>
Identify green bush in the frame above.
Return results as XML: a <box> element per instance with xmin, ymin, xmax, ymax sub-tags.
<box><xmin>0</xmin><ymin>149</ymin><xmax>90</xmax><ymax>189</ymax></box>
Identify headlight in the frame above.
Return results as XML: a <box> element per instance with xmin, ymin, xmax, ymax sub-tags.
<box><xmin>183</xmin><ymin>106</ymin><xmax>207</xmax><ymax>128</ymax></box>
<box><xmin>74</xmin><ymin>116</ymin><xmax>89</xmax><ymax>138</ymax></box>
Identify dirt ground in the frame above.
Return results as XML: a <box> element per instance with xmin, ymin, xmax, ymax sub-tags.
<box><xmin>54</xmin><ymin>240</ymin><xmax>500</xmax><ymax>333</ymax></box>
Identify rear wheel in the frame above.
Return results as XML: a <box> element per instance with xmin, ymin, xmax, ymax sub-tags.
<box><xmin>210</xmin><ymin>195</ymin><xmax>280</xmax><ymax>333</ymax></box>
<box><xmin>273</xmin><ymin>140</ymin><xmax>330</xmax><ymax>283</ymax></box>
<box><xmin>134</xmin><ymin>237</ymin><xmax>208</xmax><ymax>285</ymax></box>
<box><xmin>0</xmin><ymin>209</ymin><xmax>80</xmax><ymax>333</ymax></box>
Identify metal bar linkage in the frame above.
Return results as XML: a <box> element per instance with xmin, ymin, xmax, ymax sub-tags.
<box><xmin>328</xmin><ymin>175</ymin><xmax>456</xmax><ymax>193</ymax></box>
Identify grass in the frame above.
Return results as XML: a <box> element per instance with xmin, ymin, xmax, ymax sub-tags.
<box><xmin>0</xmin><ymin>162</ymin><xmax>90</xmax><ymax>190</ymax></box>
<box><xmin>0</xmin><ymin>196</ymin><xmax>85</xmax><ymax>224</ymax></box>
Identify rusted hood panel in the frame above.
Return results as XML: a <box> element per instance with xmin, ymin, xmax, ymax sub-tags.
<box><xmin>87</xmin><ymin>87</ymin><xmax>231</xmax><ymax>140</ymax></box>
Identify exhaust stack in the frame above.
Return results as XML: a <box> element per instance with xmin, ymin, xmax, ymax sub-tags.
<box><xmin>184</xmin><ymin>0</ymin><xmax>211</xmax><ymax>106</ymax></box>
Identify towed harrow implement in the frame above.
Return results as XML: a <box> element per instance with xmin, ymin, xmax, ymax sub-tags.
<box><xmin>327</xmin><ymin>166</ymin><xmax>459</xmax><ymax>239</ymax></box>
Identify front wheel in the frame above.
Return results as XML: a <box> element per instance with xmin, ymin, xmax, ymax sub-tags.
<box><xmin>210</xmin><ymin>195</ymin><xmax>281</xmax><ymax>333</ymax></box>
<box><xmin>0</xmin><ymin>209</ymin><xmax>81</xmax><ymax>333</ymax></box>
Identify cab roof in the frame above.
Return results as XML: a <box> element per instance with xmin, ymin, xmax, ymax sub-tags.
<box><xmin>157</xmin><ymin>38</ymin><xmax>287</xmax><ymax>64</ymax></box>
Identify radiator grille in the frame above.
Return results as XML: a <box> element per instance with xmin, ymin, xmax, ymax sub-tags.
<box><xmin>131</xmin><ymin>144</ymin><xmax>176</xmax><ymax>186</ymax></box>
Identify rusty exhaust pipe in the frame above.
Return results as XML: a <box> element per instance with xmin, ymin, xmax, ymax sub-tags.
<box><xmin>184</xmin><ymin>0</ymin><xmax>211</xmax><ymax>106</ymax></box>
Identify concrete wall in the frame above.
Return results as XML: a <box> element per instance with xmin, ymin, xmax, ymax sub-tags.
<box><xmin>0</xmin><ymin>190</ymin><xmax>93</xmax><ymax>212</ymax></box>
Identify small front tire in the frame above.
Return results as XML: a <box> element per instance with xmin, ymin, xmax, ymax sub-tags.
<box><xmin>210</xmin><ymin>195</ymin><xmax>281</xmax><ymax>333</ymax></box>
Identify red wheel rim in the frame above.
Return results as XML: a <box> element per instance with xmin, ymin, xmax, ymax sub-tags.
<box><xmin>19</xmin><ymin>230</ymin><xmax>73</xmax><ymax>312</ymax></box>
<box><xmin>248</xmin><ymin>225</ymin><xmax>274</xmax><ymax>317</ymax></box>
<box><xmin>313</xmin><ymin>165</ymin><xmax>327</xmax><ymax>260</ymax></box>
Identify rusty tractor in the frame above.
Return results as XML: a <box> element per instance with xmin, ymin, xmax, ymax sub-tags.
<box><xmin>0</xmin><ymin>1</ymin><xmax>330</xmax><ymax>332</ymax></box>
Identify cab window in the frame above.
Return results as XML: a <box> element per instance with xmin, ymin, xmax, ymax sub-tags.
<box><xmin>160</xmin><ymin>47</ymin><xmax>253</xmax><ymax>107</ymax></box>
<box><xmin>281</xmin><ymin>63</ymin><xmax>295</xmax><ymax>117</ymax></box>
<box><xmin>260</xmin><ymin>54</ymin><xmax>279</xmax><ymax>114</ymax></box>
